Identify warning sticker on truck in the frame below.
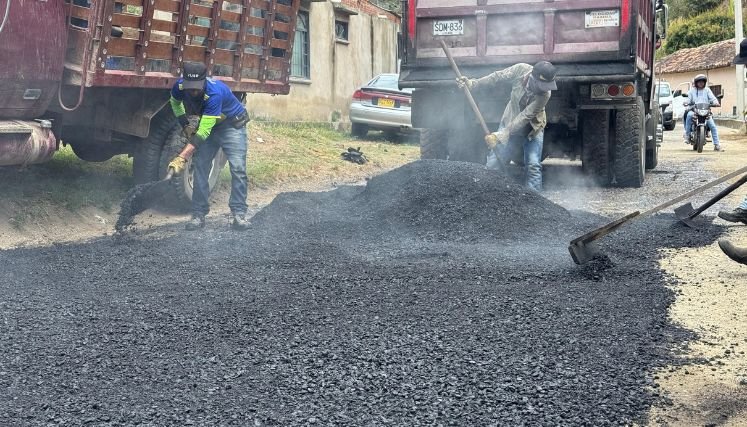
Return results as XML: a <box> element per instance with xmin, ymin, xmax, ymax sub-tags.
<box><xmin>585</xmin><ymin>10</ymin><xmax>620</xmax><ymax>28</ymax></box>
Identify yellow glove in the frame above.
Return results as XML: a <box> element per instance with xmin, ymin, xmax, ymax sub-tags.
<box><xmin>456</xmin><ymin>76</ymin><xmax>476</xmax><ymax>90</ymax></box>
<box><xmin>485</xmin><ymin>129</ymin><xmax>510</xmax><ymax>149</ymax></box>
<box><xmin>168</xmin><ymin>156</ymin><xmax>187</xmax><ymax>175</ymax></box>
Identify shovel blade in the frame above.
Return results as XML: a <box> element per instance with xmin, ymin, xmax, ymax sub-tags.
<box><xmin>127</xmin><ymin>179</ymin><xmax>172</xmax><ymax>216</ymax></box>
<box><xmin>568</xmin><ymin>240</ymin><xmax>600</xmax><ymax>265</ymax></box>
<box><xmin>674</xmin><ymin>202</ymin><xmax>699</xmax><ymax>228</ymax></box>
<box><xmin>674</xmin><ymin>202</ymin><xmax>695</xmax><ymax>221</ymax></box>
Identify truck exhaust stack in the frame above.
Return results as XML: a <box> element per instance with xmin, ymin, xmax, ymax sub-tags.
<box><xmin>0</xmin><ymin>120</ymin><xmax>57</xmax><ymax>166</ymax></box>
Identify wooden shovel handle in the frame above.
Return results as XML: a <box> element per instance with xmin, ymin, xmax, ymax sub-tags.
<box><xmin>439</xmin><ymin>40</ymin><xmax>491</xmax><ymax>136</ymax></box>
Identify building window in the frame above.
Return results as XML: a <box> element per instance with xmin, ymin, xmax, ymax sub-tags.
<box><xmin>710</xmin><ymin>84</ymin><xmax>722</xmax><ymax>97</ymax></box>
<box><xmin>291</xmin><ymin>11</ymin><xmax>310</xmax><ymax>79</ymax></box>
<box><xmin>335</xmin><ymin>20</ymin><xmax>349</xmax><ymax>41</ymax></box>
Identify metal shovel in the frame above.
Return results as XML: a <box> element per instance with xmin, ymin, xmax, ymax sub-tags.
<box><xmin>115</xmin><ymin>169</ymin><xmax>175</xmax><ymax>232</ymax></box>
<box><xmin>674</xmin><ymin>171</ymin><xmax>747</xmax><ymax>228</ymax></box>
<box><xmin>569</xmin><ymin>165</ymin><xmax>747</xmax><ymax>264</ymax></box>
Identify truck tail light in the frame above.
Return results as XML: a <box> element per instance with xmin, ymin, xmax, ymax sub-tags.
<box><xmin>591</xmin><ymin>83</ymin><xmax>636</xmax><ymax>99</ymax></box>
<box><xmin>621</xmin><ymin>0</ymin><xmax>630</xmax><ymax>32</ymax></box>
<box><xmin>408</xmin><ymin>0</ymin><xmax>417</xmax><ymax>39</ymax></box>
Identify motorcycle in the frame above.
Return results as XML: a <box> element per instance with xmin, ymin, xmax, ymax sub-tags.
<box><xmin>685</xmin><ymin>101</ymin><xmax>715</xmax><ymax>153</ymax></box>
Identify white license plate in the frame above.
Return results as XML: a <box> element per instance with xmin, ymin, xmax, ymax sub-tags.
<box><xmin>585</xmin><ymin>10</ymin><xmax>620</xmax><ymax>28</ymax></box>
<box><xmin>433</xmin><ymin>20</ymin><xmax>464</xmax><ymax>36</ymax></box>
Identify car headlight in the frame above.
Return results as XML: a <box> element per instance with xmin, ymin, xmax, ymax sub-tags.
<box><xmin>664</xmin><ymin>104</ymin><xmax>673</xmax><ymax>113</ymax></box>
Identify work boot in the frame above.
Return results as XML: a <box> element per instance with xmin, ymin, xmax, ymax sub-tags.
<box><xmin>185</xmin><ymin>215</ymin><xmax>205</xmax><ymax>231</ymax></box>
<box><xmin>718</xmin><ymin>208</ymin><xmax>747</xmax><ymax>224</ymax></box>
<box><xmin>231</xmin><ymin>213</ymin><xmax>250</xmax><ymax>231</ymax></box>
<box><xmin>714</xmin><ymin>145</ymin><xmax>724</xmax><ymax>152</ymax></box>
<box><xmin>718</xmin><ymin>240</ymin><xmax>747</xmax><ymax>265</ymax></box>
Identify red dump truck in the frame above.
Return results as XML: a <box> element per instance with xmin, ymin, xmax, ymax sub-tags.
<box><xmin>399</xmin><ymin>0</ymin><xmax>668</xmax><ymax>187</ymax></box>
<box><xmin>0</xmin><ymin>0</ymin><xmax>299</xmax><ymax>203</ymax></box>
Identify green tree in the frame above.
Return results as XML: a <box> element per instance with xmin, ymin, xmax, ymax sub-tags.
<box><xmin>663</xmin><ymin>5</ymin><xmax>743</xmax><ymax>54</ymax></box>
<box><xmin>684</xmin><ymin>0</ymin><xmax>725</xmax><ymax>15</ymax></box>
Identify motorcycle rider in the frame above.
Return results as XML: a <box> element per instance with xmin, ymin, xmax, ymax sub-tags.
<box><xmin>456</xmin><ymin>61</ymin><xmax>557</xmax><ymax>192</ymax></box>
<box><xmin>683</xmin><ymin>74</ymin><xmax>723</xmax><ymax>151</ymax></box>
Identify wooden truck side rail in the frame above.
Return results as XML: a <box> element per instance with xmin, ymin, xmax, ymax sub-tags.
<box><xmin>63</xmin><ymin>0</ymin><xmax>299</xmax><ymax>94</ymax></box>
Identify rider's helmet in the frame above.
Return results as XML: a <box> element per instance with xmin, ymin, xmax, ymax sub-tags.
<box><xmin>694</xmin><ymin>74</ymin><xmax>708</xmax><ymax>86</ymax></box>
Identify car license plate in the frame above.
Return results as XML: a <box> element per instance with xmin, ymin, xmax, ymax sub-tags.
<box><xmin>433</xmin><ymin>20</ymin><xmax>464</xmax><ymax>36</ymax></box>
<box><xmin>585</xmin><ymin>10</ymin><xmax>620</xmax><ymax>28</ymax></box>
<box><xmin>377</xmin><ymin>98</ymin><xmax>395</xmax><ymax>108</ymax></box>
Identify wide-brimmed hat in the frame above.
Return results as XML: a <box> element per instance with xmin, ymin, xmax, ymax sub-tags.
<box><xmin>531</xmin><ymin>61</ymin><xmax>558</xmax><ymax>91</ymax></box>
<box><xmin>183</xmin><ymin>62</ymin><xmax>207</xmax><ymax>90</ymax></box>
<box><xmin>734</xmin><ymin>38</ymin><xmax>747</xmax><ymax>65</ymax></box>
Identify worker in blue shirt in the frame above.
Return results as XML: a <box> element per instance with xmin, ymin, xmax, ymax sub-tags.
<box><xmin>168</xmin><ymin>62</ymin><xmax>250</xmax><ymax>231</ymax></box>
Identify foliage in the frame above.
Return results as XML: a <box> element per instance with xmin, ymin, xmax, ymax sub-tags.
<box><xmin>663</xmin><ymin>4</ymin><xmax>741</xmax><ymax>54</ymax></box>
<box><xmin>371</xmin><ymin>0</ymin><xmax>401</xmax><ymax>13</ymax></box>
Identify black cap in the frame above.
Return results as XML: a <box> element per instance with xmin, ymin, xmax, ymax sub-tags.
<box><xmin>734</xmin><ymin>38</ymin><xmax>747</xmax><ymax>65</ymax></box>
<box><xmin>531</xmin><ymin>61</ymin><xmax>558</xmax><ymax>91</ymax></box>
<box><xmin>183</xmin><ymin>62</ymin><xmax>207</xmax><ymax>90</ymax></box>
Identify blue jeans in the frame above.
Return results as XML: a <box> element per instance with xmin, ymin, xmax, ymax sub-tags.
<box><xmin>192</xmin><ymin>123</ymin><xmax>248</xmax><ymax>217</ymax></box>
<box><xmin>486</xmin><ymin>129</ymin><xmax>544</xmax><ymax>191</ymax></box>
<box><xmin>684</xmin><ymin>112</ymin><xmax>720</xmax><ymax>146</ymax></box>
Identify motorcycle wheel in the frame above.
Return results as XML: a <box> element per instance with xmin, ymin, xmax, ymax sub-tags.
<box><xmin>696</xmin><ymin>126</ymin><xmax>706</xmax><ymax>153</ymax></box>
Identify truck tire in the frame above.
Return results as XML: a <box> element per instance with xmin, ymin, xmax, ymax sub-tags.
<box><xmin>646</xmin><ymin>100</ymin><xmax>660</xmax><ymax>170</ymax></box>
<box><xmin>613</xmin><ymin>97</ymin><xmax>646</xmax><ymax>188</ymax></box>
<box><xmin>132</xmin><ymin>113</ymin><xmax>177</xmax><ymax>184</ymax></box>
<box><xmin>581</xmin><ymin>109</ymin><xmax>611</xmax><ymax>185</ymax></box>
<box><xmin>157</xmin><ymin>127</ymin><xmax>227</xmax><ymax>211</ymax></box>
<box><xmin>420</xmin><ymin>128</ymin><xmax>449</xmax><ymax>160</ymax></box>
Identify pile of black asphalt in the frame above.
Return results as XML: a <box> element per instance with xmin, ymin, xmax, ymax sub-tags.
<box><xmin>0</xmin><ymin>160</ymin><xmax>720</xmax><ymax>426</ymax></box>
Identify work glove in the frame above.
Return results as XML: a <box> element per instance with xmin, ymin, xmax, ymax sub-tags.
<box><xmin>485</xmin><ymin>129</ymin><xmax>509</xmax><ymax>149</ymax></box>
<box><xmin>168</xmin><ymin>156</ymin><xmax>187</xmax><ymax>175</ymax></box>
<box><xmin>456</xmin><ymin>76</ymin><xmax>476</xmax><ymax>90</ymax></box>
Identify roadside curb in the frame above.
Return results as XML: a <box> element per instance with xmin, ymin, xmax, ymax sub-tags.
<box><xmin>714</xmin><ymin>117</ymin><xmax>746</xmax><ymax>133</ymax></box>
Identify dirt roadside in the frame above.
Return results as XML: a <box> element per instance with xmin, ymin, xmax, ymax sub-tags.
<box><xmin>0</xmin><ymin>129</ymin><xmax>419</xmax><ymax>249</ymax></box>
<box><xmin>645</xmin><ymin>126</ymin><xmax>747</xmax><ymax>426</ymax></box>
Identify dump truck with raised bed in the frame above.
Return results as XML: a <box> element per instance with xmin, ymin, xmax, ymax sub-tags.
<box><xmin>0</xmin><ymin>0</ymin><xmax>299</xmax><ymax>203</ymax></box>
<box><xmin>399</xmin><ymin>0</ymin><xmax>668</xmax><ymax>187</ymax></box>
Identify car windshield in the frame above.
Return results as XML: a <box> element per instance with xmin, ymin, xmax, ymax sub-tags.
<box><xmin>657</xmin><ymin>85</ymin><xmax>671</xmax><ymax>97</ymax></box>
<box><xmin>368</xmin><ymin>75</ymin><xmax>413</xmax><ymax>93</ymax></box>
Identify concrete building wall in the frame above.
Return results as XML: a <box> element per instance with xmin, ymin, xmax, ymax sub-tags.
<box><xmin>247</xmin><ymin>1</ymin><xmax>399</xmax><ymax>122</ymax></box>
<box><xmin>660</xmin><ymin>67</ymin><xmax>741</xmax><ymax>116</ymax></box>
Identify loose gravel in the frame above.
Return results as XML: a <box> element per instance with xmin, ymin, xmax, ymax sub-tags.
<box><xmin>0</xmin><ymin>160</ymin><xmax>722</xmax><ymax>426</ymax></box>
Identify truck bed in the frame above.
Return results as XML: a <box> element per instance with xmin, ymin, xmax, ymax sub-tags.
<box><xmin>64</xmin><ymin>0</ymin><xmax>299</xmax><ymax>94</ymax></box>
<box><xmin>401</xmin><ymin>0</ymin><xmax>655</xmax><ymax>83</ymax></box>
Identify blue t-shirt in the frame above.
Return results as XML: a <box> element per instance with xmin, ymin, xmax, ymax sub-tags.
<box><xmin>171</xmin><ymin>77</ymin><xmax>246</xmax><ymax>120</ymax></box>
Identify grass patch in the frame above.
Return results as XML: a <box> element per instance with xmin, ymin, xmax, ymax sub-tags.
<box><xmin>224</xmin><ymin>122</ymin><xmax>420</xmax><ymax>189</ymax></box>
<box><xmin>0</xmin><ymin>146</ymin><xmax>132</xmax><ymax>228</ymax></box>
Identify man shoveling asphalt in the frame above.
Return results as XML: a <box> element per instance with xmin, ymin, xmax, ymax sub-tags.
<box><xmin>168</xmin><ymin>62</ymin><xmax>250</xmax><ymax>231</ymax></box>
<box><xmin>456</xmin><ymin>61</ymin><xmax>557</xmax><ymax>191</ymax></box>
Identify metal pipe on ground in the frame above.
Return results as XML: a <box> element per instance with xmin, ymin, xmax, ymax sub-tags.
<box><xmin>0</xmin><ymin>120</ymin><xmax>57</xmax><ymax>166</ymax></box>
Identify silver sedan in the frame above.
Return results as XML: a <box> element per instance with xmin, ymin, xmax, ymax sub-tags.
<box><xmin>349</xmin><ymin>74</ymin><xmax>413</xmax><ymax>137</ymax></box>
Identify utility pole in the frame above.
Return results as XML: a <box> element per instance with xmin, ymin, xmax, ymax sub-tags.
<box><xmin>736</xmin><ymin>0</ymin><xmax>744</xmax><ymax>117</ymax></box>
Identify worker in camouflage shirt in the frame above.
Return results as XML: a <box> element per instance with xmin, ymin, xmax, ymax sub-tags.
<box><xmin>457</xmin><ymin>61</ymin><xmax>557</xmax><ymax>191</ymax></box>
